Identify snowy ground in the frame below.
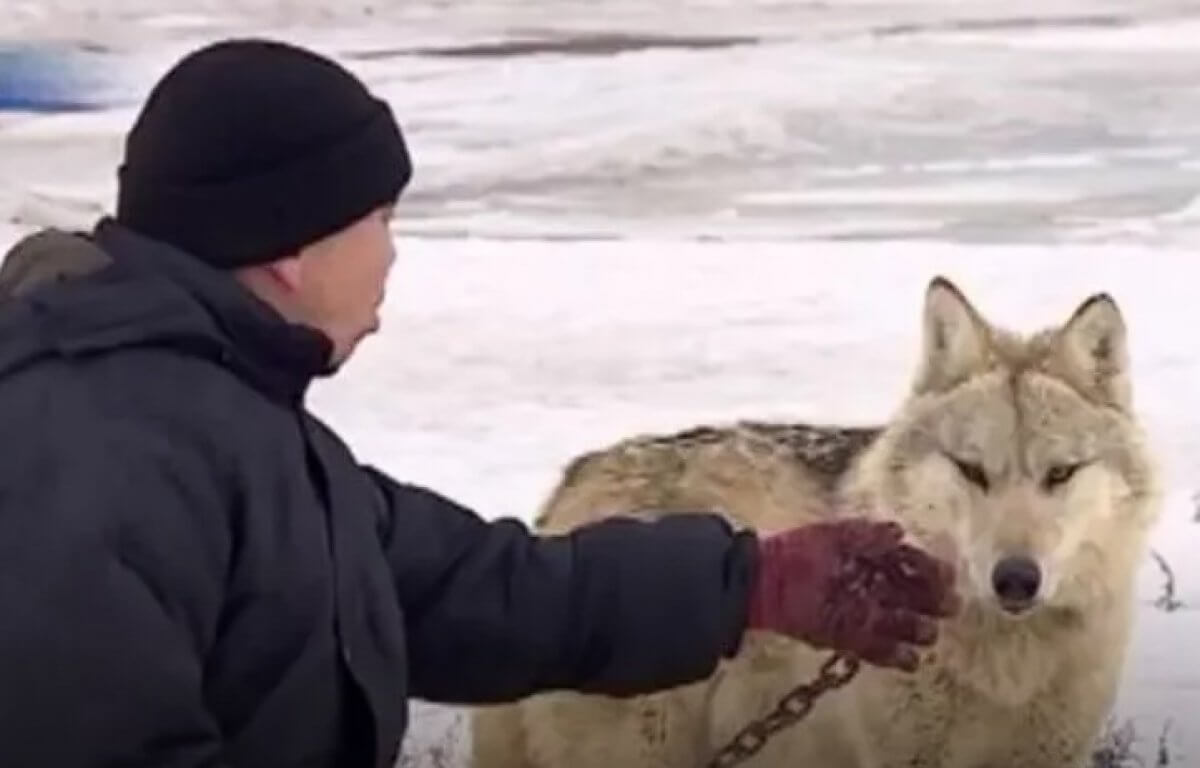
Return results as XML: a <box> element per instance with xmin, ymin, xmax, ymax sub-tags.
<box><xmin>3</xmin><ymin>0</ymin><xmax>1200</xmax><ymax>765</ymax></box>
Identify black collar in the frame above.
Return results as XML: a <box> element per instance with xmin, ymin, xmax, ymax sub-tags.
<box><xmin>87</xmin><ymin>218</ymin><xmax>335</xmax><ymax>404</ymax></box>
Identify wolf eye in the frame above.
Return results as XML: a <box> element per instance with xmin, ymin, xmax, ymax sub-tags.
<box><xmin>1043</xmin><ymin>462</ymin><xmax>1083</xmax><ymax>491</ymax></box>
<box><xmin>949</xmin><ymin>457</ymin><xmax>989</xmax><ymax>492</ymax></box>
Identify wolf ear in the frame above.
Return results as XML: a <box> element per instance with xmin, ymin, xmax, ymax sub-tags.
<box><xmin>1055</xmin><ymin>293</ymin><xmax>1130</xmax><ymax>411</ymax></box>
<box><xmin>912</xmin><ymin>276</ymin><xmax>991</xmax><ymax>394</ymax></box>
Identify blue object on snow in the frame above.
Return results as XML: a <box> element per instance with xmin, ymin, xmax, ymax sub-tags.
<box><xmin>0</xmin><ymin>42</ymin><xmax>128</xmax><ymax>112</ymax></box>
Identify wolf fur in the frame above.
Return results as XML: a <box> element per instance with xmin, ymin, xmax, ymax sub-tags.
<box><xmin>469</xmin><ymin>276</ymin><xmax>1162</xmax><ymax>768</ymax></box>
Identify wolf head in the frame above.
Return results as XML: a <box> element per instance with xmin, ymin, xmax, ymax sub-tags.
<box><xmin>857</xmin><ymin>277</ymin><xmax>1160</xmax><ymax>621</ymax></box>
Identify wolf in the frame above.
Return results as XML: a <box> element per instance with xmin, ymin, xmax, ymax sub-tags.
<box><xmin>469</xmin><ymin>276</ymin><xmax>1162</xmax><ymax>768</ymax></box>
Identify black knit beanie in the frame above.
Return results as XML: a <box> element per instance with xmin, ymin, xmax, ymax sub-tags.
<box><xmin>115</xmin><ymin>38</ymin><xmax>412</xmax><ymax>269</ymax></box>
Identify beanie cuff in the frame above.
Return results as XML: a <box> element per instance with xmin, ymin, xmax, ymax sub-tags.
<box><xmin>115</xmin><ymin>97</ymin><xmax>411</xmax><ymax>268</ymax></box>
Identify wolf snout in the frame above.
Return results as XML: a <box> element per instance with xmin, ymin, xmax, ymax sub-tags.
<box><xmin>991</xmin><ymin>556</ymin><xmax>1042</xmax><ymax>613</ymax></box>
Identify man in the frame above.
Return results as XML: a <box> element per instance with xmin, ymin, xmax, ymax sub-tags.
<box><xmin>0</xmin><ymin>39</ymin><xmax>959</xmax><ymax>767</ymax></box>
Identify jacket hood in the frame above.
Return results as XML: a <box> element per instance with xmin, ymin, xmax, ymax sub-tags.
<box><xmin>0</xmin><ymin>228</ymin><xmax>114</xmax><ymax>298</ymax></box>
<box><xmin>0</xmin><ymin>218</ymin><xmax>333</xmax><ymax>403</ymax></box>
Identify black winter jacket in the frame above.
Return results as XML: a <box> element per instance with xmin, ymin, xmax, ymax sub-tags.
<box><xmin>0</xmin><ymin>219</ymin><xmax>760</xmax><ymax>768</ymax></box>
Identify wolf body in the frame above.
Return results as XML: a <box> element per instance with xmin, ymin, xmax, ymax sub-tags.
<box><xmin>470</xmin><ymin>277</ymin><xmax>1162</xmax><ymax>768</ymax></box>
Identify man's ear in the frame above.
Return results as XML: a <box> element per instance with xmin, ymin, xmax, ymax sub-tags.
<box><xmin>240</xmin><ymin>254</ymin><xmax>304</xmax><ymax>293</ymax></box>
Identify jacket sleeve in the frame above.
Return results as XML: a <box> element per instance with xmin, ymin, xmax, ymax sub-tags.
<box><xmin>364</xmin><ymin>467</ymin><xmax>760</xmax><ymax>704</ymax></box>
<box><xmin>0</xmin><ymin>440</ymin><xmax>232</xmax><ymax>767</ymax></box>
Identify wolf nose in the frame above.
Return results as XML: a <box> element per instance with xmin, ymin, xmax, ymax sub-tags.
<box><xmin>991</xmin><ymin>556</ymin><xmax>1041</xmax><ymax>613</ymax></box>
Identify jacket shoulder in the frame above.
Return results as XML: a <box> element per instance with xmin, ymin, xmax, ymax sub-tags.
<box><xmin>0</xmin><ymin>228</ymin><xmax>112</xmax><ymax>300</ymax></box>
<box><xmin>1</xmin><ymin>338</ymin><xmax>301</xmax><ymax>496</ymax></box>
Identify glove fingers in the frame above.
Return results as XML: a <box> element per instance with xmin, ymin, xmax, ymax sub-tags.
<box><xmin>854</xmin><ymin>638</ymin><xmax>920</xmax><ymax>672</ymax></box>
<box><xmin>831</xmin><ymin>520</ymin><xmax>961</xmax><ymax>615</ymax></box>
<box><xmin>836</xmin><ymin>518</ymin><xmax>905</xmax><ymax>558</ymax></box>
<box><xmin>832</xmin><ymin>602</ymin><xmax>928</xmax><ymax>672</ymax></box>
<box><xmin>876</xmin><ymin>544</ymin><xmax>962</xmax><ymax>618</ymax></box>
<box><xmin>872</xmin><ymin>608</ymin><xmax>939</xmax><ymax>648</ymax></box>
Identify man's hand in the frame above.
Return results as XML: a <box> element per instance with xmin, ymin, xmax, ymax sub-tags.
<box><xmin>746</xmin><ymin>518</ymin><xmax>962</xmax><ymax>672</ymax></box>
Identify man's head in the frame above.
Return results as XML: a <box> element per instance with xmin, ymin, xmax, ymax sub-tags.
<box><xmin>231</xmin><ymin>203</ymin><xmax>396</xmax><ymax>366</ymax></box>
<box><xmin>114</xmin><ymin>38</ymin><xmax>411</xmax><ymax>366</ymax></box>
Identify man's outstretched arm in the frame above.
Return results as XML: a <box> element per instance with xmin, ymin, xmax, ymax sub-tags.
<box><xmin>367</xmin><ymin>468</ymin><xmax>758</xmax><ymax>703</ymax></box>
<box><xmin>367</xmin><ymin>467</ymin><xmax>960</xmax><ymax>705</ymax></box>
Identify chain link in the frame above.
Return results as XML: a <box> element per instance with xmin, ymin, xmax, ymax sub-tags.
<box><xmin>704</xmin><ymin>652</ymin><xmax>861</xmax><ymax>768</ymax></box>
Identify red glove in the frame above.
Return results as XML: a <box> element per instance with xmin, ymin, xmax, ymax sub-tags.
<box><xmin>746</xmin><ymin>518</ymin><xmax>961</xmax><ymax>672</ymax></box>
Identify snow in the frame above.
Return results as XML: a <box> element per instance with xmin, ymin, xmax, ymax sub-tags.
<box><xmin>4</xmin><ymin>0</ymin><xmax>1200</xmax><ymax>764</ymax></box>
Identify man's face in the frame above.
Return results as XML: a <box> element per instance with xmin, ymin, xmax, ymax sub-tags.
<box><xmin>293</xmin><ymin>205</ymin><xmax>396</xmax><ymax>366</ymax></box>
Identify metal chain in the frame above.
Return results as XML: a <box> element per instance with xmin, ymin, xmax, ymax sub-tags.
<box><xmin>704</xmin><ymin>652</ymin><xmax>861</xmax><ymax>768</ymax></box>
